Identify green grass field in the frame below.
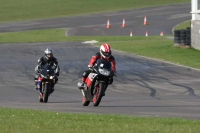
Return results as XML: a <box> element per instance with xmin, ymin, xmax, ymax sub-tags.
<box><xmin>1</xmin><ymin>108</ymin><xmax>200</xmax><ymax>133</ymax></box>
<box><xmin>175</xmin><ymin>20</ymin><xmax>191</xmax><ymax>30</ymax></box>
<box><xmin>0</xmin><ymin>0</ymin><xmax>189</xmax><ymax>22</ymax></box>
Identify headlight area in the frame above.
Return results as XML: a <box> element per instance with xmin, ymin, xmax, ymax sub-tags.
<box><xmin>50</xmin><ymin>76</ymin><xmax>54</xmax><ymax>79</ymax></box>
<box><xmin>98</xmin><ymin>68</ymin><xmax>110</xmax><ymax>76</ymax></box>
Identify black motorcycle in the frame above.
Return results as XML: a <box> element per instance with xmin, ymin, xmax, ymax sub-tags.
<box><xmin>78</xmin><ymin>59</ymin><xmax>116</xmax><ymax>106</ymax></box>
<box><xmin>38</xmin><ymin>65</ymin><xmax>55</xmax><ymax>103</ymax></box>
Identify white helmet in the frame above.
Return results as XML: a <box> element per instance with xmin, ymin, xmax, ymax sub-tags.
<box><xmin>100</xmin><ymin>43</ymin><xmax>112</xmax><ymax>59</ymax></box>
<box><xmin>44</xmin><ymin>48</ymin><xmax>53</xmax><ymax>59</ymax></box>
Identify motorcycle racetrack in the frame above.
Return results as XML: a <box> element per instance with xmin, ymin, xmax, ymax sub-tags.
<box><xmin>1</xmin><ymin>3</ymin><xmax>200</xmax><ymax>119</ymax></box>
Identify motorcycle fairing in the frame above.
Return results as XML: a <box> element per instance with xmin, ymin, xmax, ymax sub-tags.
<box><xmin>85</xmin><ymin>73</ymin><xmax>98</xmax><ymax>87</ymax></box>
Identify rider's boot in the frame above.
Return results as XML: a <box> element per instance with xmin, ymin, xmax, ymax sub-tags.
<box><xmin>37</xmin><ymin>80</ymin><xmax>42</xmax><ymax>94</ymax></box>
<box><xmin>78</xmin><ymin>81</ymin><xmax>86</xmax><ymax>90</ymax></box>
<box><xmin>78</xmin><ymin>76</ymin><xmax>86</xmax><ymax>90</ymax></box>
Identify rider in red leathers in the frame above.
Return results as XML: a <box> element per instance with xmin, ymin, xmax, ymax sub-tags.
<box><xmin>79</xmin><ymin>43</ymin><xmax>116</xmax><ymax>95</ymax></box>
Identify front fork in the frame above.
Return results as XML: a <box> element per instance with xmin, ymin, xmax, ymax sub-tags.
<box><xmin>37</xmin><ymin>79</ymin><xmax>54</xmax><ymax>95</ymax></box>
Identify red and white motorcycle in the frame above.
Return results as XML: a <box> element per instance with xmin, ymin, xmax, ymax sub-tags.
<box><xmin>78</xmin><ymin>59</ymin><xmax>116</xmax><ymax>106</ymax></box>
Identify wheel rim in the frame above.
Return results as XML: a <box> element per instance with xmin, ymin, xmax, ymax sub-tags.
<box><xmin>93</xmin><ymin>94</ymin><xmax>98</xmax><ymax>103</ymax></box>
<box><xmin>93</xmin><ymin>84</ymin><xmax>100</xmax><ymax>103</ymax></box>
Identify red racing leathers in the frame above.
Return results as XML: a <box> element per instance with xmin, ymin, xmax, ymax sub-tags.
<box><xmin>82</xmin><ymin>52</ymin><xmax>116</xmax><ymax>82</ymax></box>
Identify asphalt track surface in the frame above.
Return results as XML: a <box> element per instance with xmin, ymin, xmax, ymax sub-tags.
<box><xmin>1</xmin><ymin>3</ymin><xmax>200</xmax><ymax>119</ymax></box>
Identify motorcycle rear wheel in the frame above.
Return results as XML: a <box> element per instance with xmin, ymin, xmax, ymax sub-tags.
<box><xmin>93</xmin><ymin>82</ymin><xmax>104</xmax><ymax>106</ymax></box>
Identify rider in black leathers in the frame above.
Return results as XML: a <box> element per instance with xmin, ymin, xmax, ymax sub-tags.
<box><xmin>34</xmin><ymin>48</ymin><xmax>60</xmax><ymax>93</ymax></box>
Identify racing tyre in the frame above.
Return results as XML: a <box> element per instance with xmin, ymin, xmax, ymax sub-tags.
<box><xmin>43</xmin><ymin>83</ymin><xmax>49</xmax><ymax>103</ymax></box>
<box><xmin>93</xmin><ymin>82</ymin><xmax>105</xmax><ymax>107</ymax></box>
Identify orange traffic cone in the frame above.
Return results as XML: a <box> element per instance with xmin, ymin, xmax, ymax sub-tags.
<box><xmin>160</xmin><ymin>31</ymin><xmax>164</xmax><ymax>36</ymax></box>
<box><xmin>145</xmin><ymin>31</ymin><xmax>148</xmax><ymax>36</ymax></box>
<box><xmin>122</xmin><ymin>18</ymin><xmax>126</xmax><ymax>27</ymax></box>
<box><xmin>130</xmin><ymin>31</ymin><xmax>133</xmax><ymax>37</ymax></box>
<box><xmin>106</xmin><ymin>19</ymin><xmax>111</xmax><ymax>29</ymax></box>
<box><xmin>144</xmin><ymin>16</ymin><xmax>148</xmax><ymax>25</ymax></box>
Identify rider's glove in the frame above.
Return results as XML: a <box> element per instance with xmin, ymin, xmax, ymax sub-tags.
<box><xmin>56</xmin><ymin>73</ymin><xmax>59</xmax><ymax>77</ymax></box>
<box><xmin>52</xmin><ymin>64</ymin><xmax>57</xmax><ymax>70</ymax></box>
<box><xmin>88</xmin><ymin>65</ymin><xmax>93</xmax><ymax>70</ymax></box>
<box><xmin>52</xmin><ymin>66</ymin><xmax>55</xmax><ymax>70</ymax></box>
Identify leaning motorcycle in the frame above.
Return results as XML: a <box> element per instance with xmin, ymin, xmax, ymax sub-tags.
<box><xmin>38</xmin><ymin>65</ymin><xmax>55</xmax><ymax>103</ymax></box>
<box><xmin>77</xmin><ymin>59</ymin><xmax>116</xmax><ymax>107</ymax></box>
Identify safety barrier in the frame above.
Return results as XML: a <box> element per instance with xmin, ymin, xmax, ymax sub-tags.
<box><xmin>174</xmin><ymin>27</ymin><xmax>191</xmax><ymax>47</ymax></box>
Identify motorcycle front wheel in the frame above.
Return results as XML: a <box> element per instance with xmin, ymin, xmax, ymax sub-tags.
<box><xmin>43</xmin><ymin>82</ymin><xmax>49</xmax><ymax>103</ymax></box>
<box><xmin>93</xmin><ymin>82</ymin><xmax>105</xmax><ymax>106</ymax></box>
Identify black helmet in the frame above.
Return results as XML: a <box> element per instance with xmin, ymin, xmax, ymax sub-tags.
<box><xmin>44</xmin><ymin>48</ymin><xmax>53</xmax><ymax>60</ymax></box>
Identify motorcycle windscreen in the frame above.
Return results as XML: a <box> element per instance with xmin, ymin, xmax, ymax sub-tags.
<box><xmin>96</xmin><ymin>59</ymin><xmax>112</xmax><ymax>71</ymax></box>
<box><xmin>40</xmin><ymin>65</ymin><xmax>54</xmax><ymax>76</ymax></box>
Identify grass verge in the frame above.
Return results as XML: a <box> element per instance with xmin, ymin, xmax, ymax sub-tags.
<box><xmin>175</xmin><ymin>20</ymin><xmax>191</xmax><ymax>30</ymax></box>
<box><xmin>0</xmin><ymin>29</ymin><xmax>200</xmax><ymax>69</ymax></box>
<box><xmin>1</xmin><ymin>108</ymin><xmax>200</xmax><ymax>133</ymax></box>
